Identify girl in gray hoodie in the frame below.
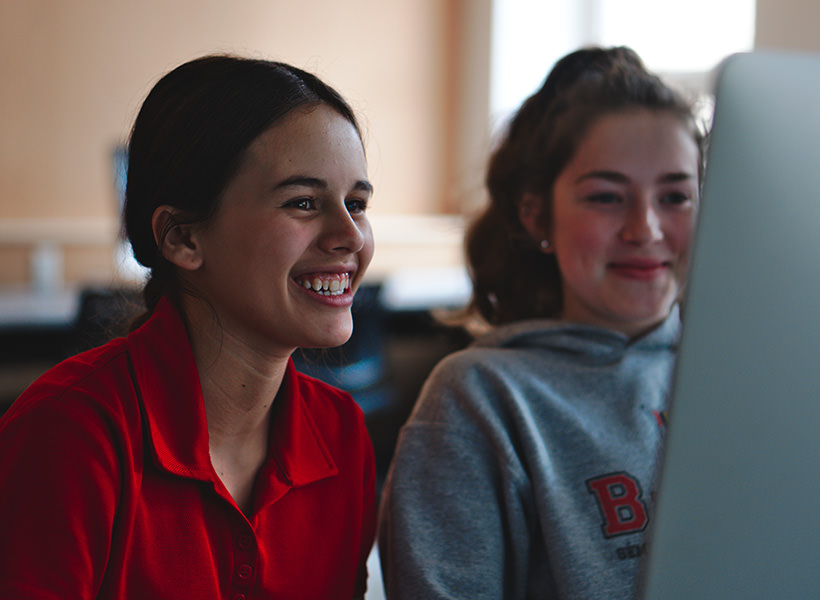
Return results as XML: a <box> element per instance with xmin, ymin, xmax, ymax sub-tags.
<box><xmin>378</xmin><ymin>46</ymin><xmax>708</xmax><ymax>599</ymax></box>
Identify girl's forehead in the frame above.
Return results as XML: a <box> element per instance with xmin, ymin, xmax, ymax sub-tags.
<box><xmin>565</xmin><ymin>110</ymin><xmax>700</xmax><ymax>174</ymax></box>
<box><xmin>244</xmin><ymin>106</ymin><xmax>366</xmax><ymax>171</ymax></box>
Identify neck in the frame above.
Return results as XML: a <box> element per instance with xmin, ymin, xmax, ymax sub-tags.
<box><xmin>180</xmin><ymin>296</ymin><xmax>291</xmax><ymax>445</ymax></box>
<box><xmin>198</xmin><ymin>356</ymin><xmax>285</xmax><ymax>447</ymax></box>
<box><xmin>178</xmin><ymin>296</ymin><xmax>296</xmax><ymax>513</ymax></box>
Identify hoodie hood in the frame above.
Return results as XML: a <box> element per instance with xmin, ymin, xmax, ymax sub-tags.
<box><xmin>471</xmin><ymin>305</ymin><xmax>681</xmax><ymax>365</ymax></box>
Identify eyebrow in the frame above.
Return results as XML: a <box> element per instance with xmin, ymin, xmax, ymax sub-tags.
<box><xmin>274</xmin><ymin>175</ymin><xmax>374</xmax><ymax>194</ymax></box>
<box><xmin>575</xmin><ymin>170</ymin><xmax>696</xmax><ymax>184</ymax></box>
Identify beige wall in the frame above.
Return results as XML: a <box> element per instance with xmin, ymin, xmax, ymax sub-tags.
<box><xmin>0</xmin><ymin>0</ymin><xmax>483</xmax><ymax>286</ymax></box>
<box><xmin>755</xmin><ymin>0</ymin><xmax>820</xmax><ymax>52</ymax></box>
<box><xmin>2</xmin><ymin>0</ymin><xmax>818</xmax><ymax>288</ymax></box>
<box><xmin>0</xmin><ymin>0</ymin><xmax>458</xmax><ymax>220</ymax></box>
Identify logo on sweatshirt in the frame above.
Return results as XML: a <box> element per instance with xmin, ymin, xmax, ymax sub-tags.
<box><xmin>653</xmin><ymin>409</ymin><xmax>668</xmax><ymax>429</ymax></box>
<box><xmin>586</xmin><ymin>472</ymin><xmax>649</xmax><ymax>538</ymax></box>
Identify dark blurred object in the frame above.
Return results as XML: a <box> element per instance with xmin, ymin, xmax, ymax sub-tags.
<box><xmin>0</xmin><ymin>317</ymin><xmax>74</xmax><ymax>408</ymax></box>
<box><xmin>70</xmin><ymin>286</ymin><xmax>144</xmax><ymax>354</ymax></box>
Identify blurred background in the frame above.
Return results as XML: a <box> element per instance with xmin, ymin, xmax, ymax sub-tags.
<box><xmin>3</xmin><ymin>0</ymin><xmax>816</xmax><ymax>289</ymax></box>
<box><xmin>0</xmin><ymin>0</ymin><xmax>817</xmax><ymax>482</ymax></box>
<box><xmin>1</xmin><ymin>2</ymin><xmax>817</xmax><ymax>596</ymax></box>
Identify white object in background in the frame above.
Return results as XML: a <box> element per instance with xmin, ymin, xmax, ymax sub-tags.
<box><xmin>30</xmin><ymin>241</ymin><xmax>64</xmax><ymax>295</ymax></box>
<box><xmin>380</xmin><ymin>265</ymin><xmax>472</xmax><ymax>312</ymax></box>
<box><xmin>114</xmin><ymin>239</ymin><xmax>149</xmax><ymax>284</ymax></box>
<box><xmin>0</xmin><ymin>287</ymin><xmax>78</xmax><ymax>327</ymax></box>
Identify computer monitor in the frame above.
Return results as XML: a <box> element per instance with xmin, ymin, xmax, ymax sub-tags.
<box><xmin>640</xmin><ymin>50</ymin><xmax>820</xmax><ymax>599</ymax></box>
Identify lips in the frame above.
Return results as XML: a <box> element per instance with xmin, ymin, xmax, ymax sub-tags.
<box><xmin>608</xmin><ymin>258</ymin><xmax>670</xmax><ymax>280</ymax></box>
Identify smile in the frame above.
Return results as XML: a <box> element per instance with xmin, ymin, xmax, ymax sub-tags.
<box><xmin>296</xmin><ymin>273</ymin><xmax>352</xmax><ymax>296</ymax></box>
<box><xmin>608</xmin><ymin>260</ymin><xmax>670</xmax><ymax>280</ymax></box>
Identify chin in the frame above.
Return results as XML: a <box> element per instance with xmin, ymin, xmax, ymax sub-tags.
<box><xmin>311</xmin><ymin>323</ymin><xmax>354</xmax><ymax>350</ymax></box>
<box><xmin>625</xmin><ymin>291</ymin><xmax>677</xmax><ymax>316</ymax></box>
<box><xmin>625</xmin><ymin>309</ymin><xmax>675</xmax><ymax>331</ymax></box>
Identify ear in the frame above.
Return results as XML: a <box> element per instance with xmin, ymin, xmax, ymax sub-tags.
<box><xmin>151</xmin><ymin>206</ymin><xmax>203</xmax><ymax>271</ymax></box>
<box><xmin>518</xmin><ymin>192</ymin><xmax>551</xmax><ymax>250</ymax></box>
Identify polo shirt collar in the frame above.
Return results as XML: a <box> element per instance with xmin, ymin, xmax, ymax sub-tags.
<box><xmin>126</xmin><ymin>297</ymin><xmax>338</xmax><ymax>498</ymax></box>
<box><xmin>268</xmin><ymin>363</ymin><xmax>339</xmax><ymax>487</ymax></box>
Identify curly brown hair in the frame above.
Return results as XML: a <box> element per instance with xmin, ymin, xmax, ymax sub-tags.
<box><xmin>463</xmin><ymin>46</ymin><xmax>707</xmax><ymax>327</ymax></box>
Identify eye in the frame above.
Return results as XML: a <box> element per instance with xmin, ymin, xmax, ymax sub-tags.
<box><xmin>282</xmin><ymin>197</ymin><xmax>316</xmax><ymax>211</ymax></box>
<box><xmin>585</xmin><ymin>192</ymin><xmax>622</xmax><ymax>205</ymax></box>
<box><xmin>660</xmin><ymin>191</ymin><xmax>692</xmax><ymax>206</ymax></box>
<box><xmin>345</xmin><ymin>197</ymin><xmax>368</xmax><ymax>215</ymax></box>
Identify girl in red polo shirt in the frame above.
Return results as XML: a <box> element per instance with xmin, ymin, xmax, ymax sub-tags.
<box><xmin>0</xmin><ymin>55</ymin><xmax>376</xmax><ymax>600</ymax></box>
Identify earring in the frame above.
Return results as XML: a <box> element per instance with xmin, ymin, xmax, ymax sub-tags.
<box><xmin>540</xmin><ymin>239</ymin><xmax>550</xmax><ymax>250</ymax></box>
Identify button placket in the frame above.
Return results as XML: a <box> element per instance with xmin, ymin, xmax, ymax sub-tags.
<box><xmin>237</xmin><ymin>533</ymin><xmax>254</xmax><ymax>551</ymax></box>
<box><xmin>236</xmin><ymin>563</ymin><xmax>253</xmax><ymax>579</ymax></box>
<box><xmin>230</xmin><ymin>525</ymin><xmax>259</xmax><ymax>596</ymax></box>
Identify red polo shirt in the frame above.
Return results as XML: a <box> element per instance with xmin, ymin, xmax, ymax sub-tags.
<box><xmin>0</xmin><ymin>297</ymin><xmax>376</xmax><ymax>599</ymax></box>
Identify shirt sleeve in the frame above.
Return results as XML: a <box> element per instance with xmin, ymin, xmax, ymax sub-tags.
<box><xmin>377</xmin><ymin>362</ymin><xmax>535</xmax><ymax>600</ymax></box>
<box><xmin>0</xmin><ymin>394</ymin><xmax>123</xmax><ymax>599</ymax></box>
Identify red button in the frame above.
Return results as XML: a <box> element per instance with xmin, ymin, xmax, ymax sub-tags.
<box><xmin>237</xmin><ymin>534</ymin><xmax>254</xmax><ymax>551</ymax></box>
<box><xmin>237</xmin><ymin>564</ymin><xmax>253</xmax><ymax>579</ymax></box>
<box><xmin>231</xmin><ymin>595</ymin><xmax>246</xmax><ymax>600</ymax></box>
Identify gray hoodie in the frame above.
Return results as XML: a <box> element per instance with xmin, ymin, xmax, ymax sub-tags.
<box><xmin>378</xmin><ymin>308</ymin><xmax>680</xmax><ymax>599</ymax></box>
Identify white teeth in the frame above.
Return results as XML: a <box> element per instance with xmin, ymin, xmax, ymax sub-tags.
<box><xmin>299</xmin><ymin>274</ymin><xmax>350</xmax><ymax>296</ymax></box>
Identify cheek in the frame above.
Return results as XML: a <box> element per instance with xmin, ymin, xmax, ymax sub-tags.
<box><xmin>552</xmin><ymin>229</ymin><xmax>605</xmax><ymax>298</ymax></box>
<box><xmin>358</xmin><ymin>223</ymin><xmax>375</xmax><ymax>272</ymax></box>
<box><xmin>666</xmin><ymin>214</ymin><xmax>698</xmax><ymax>254</ymax></box>
<box><xmin>673</xmin><ymin>226</ymin><xmax>696</xmax><ymax>278</ymax></box>
<box><xmin>199</xmin><ymin>222</ymin><xmax>248</xmax><ymax>268</ymax></box>
<box><xmin>553</xmin><ymin>218</ymin><xmax>610</xmax><ymax>267</ymax></box>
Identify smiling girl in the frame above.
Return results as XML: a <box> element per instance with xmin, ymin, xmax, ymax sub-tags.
<box><xmin>0</xmin><ymin>56</ymin><xmax>376</xmax><ymax>599</ymax></box>
<box><xmin>379</xmin><ymin>46</ymin><xmax>707</xmax><ymax>599</ymax></box>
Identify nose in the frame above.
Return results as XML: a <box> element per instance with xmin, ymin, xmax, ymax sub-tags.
<box><xmin>319</xmin><ymin>202</ymin><xmax>368</xmax><ymax>254</ymax></box>
<box><xmin>620</xmin><ymin>199</ymin><xmax>663</xmax><ymax>245</ymax></box>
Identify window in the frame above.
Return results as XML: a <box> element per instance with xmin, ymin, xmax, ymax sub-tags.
<box><xmin>490</xmin><ymin>0</ymin><xmax>756</xmax><ymax>122</ymax></box>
